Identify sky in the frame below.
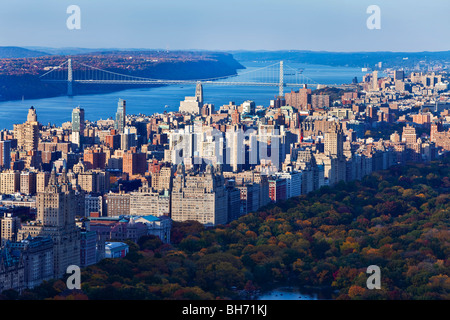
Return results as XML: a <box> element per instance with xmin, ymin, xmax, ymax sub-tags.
<box><xmin>0</xmin><ymin>0</ymin><xmax>449</xmax><ymax>52</ymax></box>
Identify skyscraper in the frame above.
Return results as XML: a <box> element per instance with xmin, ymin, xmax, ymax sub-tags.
<box><xmin>394</xmin><ymin>70</ymin><xmax>405</xmax><ymax>81</ymax></box>
<box><xmin>372</xmin><ymin>71</ymin><xmax>379</xmax><ymax>91</ymax></box>
<box><xmin>71</xmin><ymin>107</ymin><xmax>85</xmax><ymax>149</ymax></box>
<box><xmin>324</xmin><ymin>122</ymin><xmax>344</xmax><ymax>158</ymax></box>
<box><xmin>115</xmin><ymin>99</ymin><xmax>126</xmax><ymax>133</ymax></box>
<box><xmin>319</xmin><ymin>121</ymin><xmax>346</xmax><ymax>186</ymax></box>
<box><xmin>171</xmin><ymin>164</ymin><xmax>228</xmax><ymax>226</ymax></box>
<box><xmin>195</xmin><ymin>81</ymin><xmax>203</xmax><ymax>106</ymax></box>
<box><xmin>402</xmin><ymin>124</ymin><xmax>418</xmax><ymax>145</ymax></box>
<box><xmin>0</xmin><ymin>140</ymin><xmax>11</xmax><ymax>169</ymax></box>
<box><xmin>13</xmin><ymin>106</ymin><xmax>39</xmax><ymax>152</ymax></box>
<box><xmin>20</xmin><ymin>171</ymin><xmax>36</xmax><ymax>195</ymax></box>
<box><xmin>18</xmin><ymin>168</ymin><xmax>81</xmax><ymax>278</ymax></box>
<box><xmin>71</xmin><ymin>107</ymin><xmax>85</xmax><ymax>134</ymax></box>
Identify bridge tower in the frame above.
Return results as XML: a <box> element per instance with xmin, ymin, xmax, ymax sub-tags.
<box><xmin>279</xmin><ymin>60</ymin><xmax>284</xmax><ymax>97</ymax></box>
<box><xmin>67</xmin><ymin>59</ymin><xmax>73</xmax><ymax>96</ymax></box>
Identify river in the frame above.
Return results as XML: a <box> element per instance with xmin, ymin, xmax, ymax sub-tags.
<box><xmin>0</xmin><ymin>60</ymin><xmax>370</xmax><ymax>130</ymax></box>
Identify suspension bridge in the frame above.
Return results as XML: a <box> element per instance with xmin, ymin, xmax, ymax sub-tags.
<box><xmin>39</xmin><ymin>59</ymin><xmax>353</xmax><ymax>97</ymax></box>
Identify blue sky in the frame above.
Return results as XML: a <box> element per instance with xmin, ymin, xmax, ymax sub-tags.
<box><xmin>0</xmin><ymin>0</ymin><xmax>449</xmax><ymax>52</ymax></box>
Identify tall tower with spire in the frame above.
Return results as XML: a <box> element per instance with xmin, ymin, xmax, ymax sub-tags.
<box><xmin>115</xmin><ymin>99</ymin><xmax>126</xmax><ymax>133</ymax></box>
<box><xmin>195</xmin><ymin>81</ymin><xmax>203</xmax><ymax>106</ymax></box>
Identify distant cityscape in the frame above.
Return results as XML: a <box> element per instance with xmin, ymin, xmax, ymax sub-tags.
<box><xmin>0</xmin><ymin>60</ymin><xmax>449</xmax><ymax>296</ymax></box>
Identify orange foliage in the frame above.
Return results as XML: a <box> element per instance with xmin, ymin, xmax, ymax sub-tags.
<box><xmin>348</xmin><ymin>285</ymin><xmax>367</xmax><ymax>298</ymax></box>
<box><xmin>245</xmin><ymin>230</ymin><xmax>257</xmax><ymax>239</ymax></box>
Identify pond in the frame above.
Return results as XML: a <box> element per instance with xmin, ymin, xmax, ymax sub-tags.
<box><xmin>257</xmin><ymin>286</ymin><xmax>334</xmax><ymax>300</ymax></box>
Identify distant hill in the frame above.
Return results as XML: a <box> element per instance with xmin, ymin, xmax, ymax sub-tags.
<box><xmin>24</xmin><ymin>46</ymin><xmax>106</xmax><ymax>56</ymax></box>
<box><xmin>24</xmin><ymin>47</ymin><xmax>183</xmax><ymax>56</ymax></box>
<box><xmin>0</xmin><ymin>46</ymin><xmax>50</xmax><ymax>58</ymax></box>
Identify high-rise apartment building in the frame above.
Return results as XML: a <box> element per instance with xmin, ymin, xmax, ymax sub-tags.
<box><xmin>85</xmin><ymin>194</ymin><xmax>103</xmax><ymax>217</ymax></box>
<box><xmin>83</xmin><ymin>147</ymin><xmax>106</xmax><ymax>170</ymax></box>
<box><xmin>324</xmin><ymin>122</ymin><xmax>344</xmax><ymax>158</ymax></box>
<box><xmin>36</xmin><ymin>171</ymin><xmax>50</xmax><ymax>193</ymax></box>
<box><xmin>77</xmin><ymin>170</ymin><xmax>110</xmax><ymax>194</ymax></box>
<box><xmin>236</xmin><ymin>183</ymin><xmax>260</xmax><ymax>216</ymax></box>
<box><xmin>195</xmin><ymin>81</ymin><xmax>203</xmax><ymax>106</ymax></box>
<box><xmin>276</xmin><ymin>170</ymin><xmax>302</xmax><ymax>199</ymax></box>
<box><xmin>18</xmin><ymin>168</ymin><xmax>81</xmax><ymax>278</ymax></box>
<box><xmin>372</xmin><ymin>71</ymin><xmax>379</xmax><ymax>91</ymax></box>
<box><xmin>80</xmin><ymin>229</ymin><xmax>98</xmax><ymax>267</ymax></box>
<box><xmin>150</xmin><ymin>165</ymin><xmax>173</xmax><ymax>191</ymax></box>
<box><xmin>115</xmin><ymin>99</ymin><xmax>127</xmax><ymax>132</ymax></box>
<box><xmin>0</xmin><ymin>243</ymin><xmax>25</xmax><ymax>293</ymax></box>
<box><xmin>394</xmin><ymin>70</ymin><xmax>405</xmax><ymax>81</ymax></box>
<box><xmin>284</xmin><ymin>85</ymin><xmax>312</xmax><ymax>110</ymax></box>
<box><xmin>106</xmin><ymin>191</ymin><xmax>131</xmax><ymax>217</ymax></box>
<box><xmin>402</xmin><ymin>124</ymin><xmax>418</xmax><ymax>145</ymax></box>
<box><xmin>71</xmin><ymin>107</ymin><xmax>85</xmax><ymax>148</ymax></box>
<box><xmin>130</xmin><ymin>183</ymin><xmax>170</xmax><ymax>217</ymax></box>
<box><xmin>268</xmin><ymin>178</ymin><xmax>287</xmax><ymax>202</ymax></box>
<box><xmin>9</xmin><ymin>236</ymin><xmax>54</xmax><ymax>289</ymax></box>
<box><xmin>72</xmin><ymin>107</ymin><xmax>85</xmax><ymax>134</ymax></box>
<box><xmin>115</xmin><ymin>99</ymin><xmax>126</xmax><ymax>133</ymax></box>
<box><xmin>20</xmin><ymin>171</ymin><xmax>36</xmax><ymax>195</ymax></box>
<box><xmin>13</xmin><ymin>106</ymin><xmax>39</xmax><ymax>152</ymax></box>
<box><xmin>319</xmin><ymin>122</ymin><xmax>346</xmax><ymax>186</ymax></box>
<box><xmin>0</xmin><ymin>140</ymin><xmax>11</xmax><ymax>169</ymax></box>
<box><xmin>0</xmin><ymin>170</ymin><xmax>20</xmax><ymax>194</ymax></box>
<box><xmin>171</xmin><ymin>164</ymin><xmax>228</xmax><ymax>226</ymax></box>
<box><xmin>311</xmin><ymin>94</ymin><xmax>330</xmax><ymax>109</ymax></box>
<box><xmin>1</xmin><ymin>213</ymin><xmax>21</xmax><ymax>246</ymax></box>
<box><xmin>242</xmin><ymin>100</ymin><xmax>255</xmax><ymax>114</ymax></box>
<box><xmin>122</xmin><ymin>148</ymin><xmax>147</xmax><ymax>176</ymax></box>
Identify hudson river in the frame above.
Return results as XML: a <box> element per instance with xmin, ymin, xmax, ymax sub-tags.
<box><xmin>0</xmin><ymin>60</ymin><xmax>369</xmax><ymax>130</ymax></box>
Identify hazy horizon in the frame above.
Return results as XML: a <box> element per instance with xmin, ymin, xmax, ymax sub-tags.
<box><xmin>14</xmin><ymin>46</ymin><xmax>450</xmax><ymax>55</ymax></box>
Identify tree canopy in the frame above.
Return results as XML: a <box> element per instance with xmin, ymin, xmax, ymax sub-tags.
<box><xmin>8</xmin><ymin>156</ymin><xmax>450</xmax><ymax>300</ymax></box>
